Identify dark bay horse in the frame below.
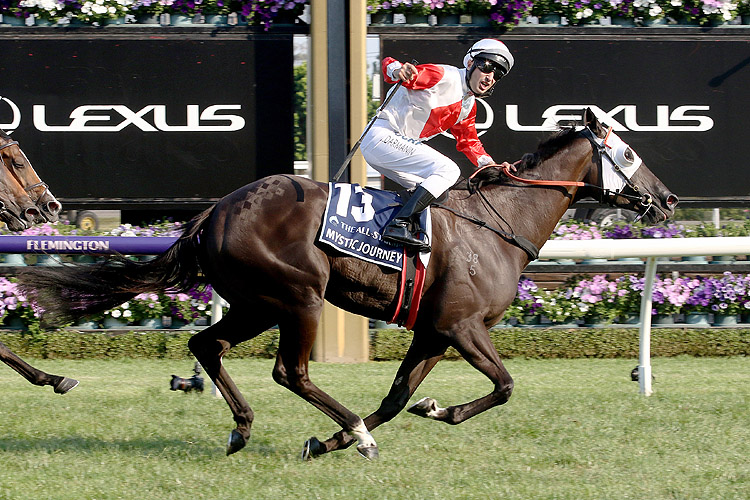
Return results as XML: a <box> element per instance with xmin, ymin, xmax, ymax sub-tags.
<box><xmin>0</xmin><ymin>131</ymin><xmax>77</xmax><ymax>394</ymax></box>
<box><xmin>0</xmin><ymin>129</ymin><xmax>62</xmax><ymax>224</ymax></box>
<box><xmin>19</xmin><ymin>109</ymin><xmax>677</xmax><ymax>458</ymax></box>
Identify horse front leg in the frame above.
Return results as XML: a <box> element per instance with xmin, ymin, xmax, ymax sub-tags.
<box><xmin>0</xmin><ymin>341</ymin><xmax>79</xmax><ymax>394</ymax></box>
<box><xmin>407</xmin><ymin>325</ymin><xmax>514</xmax><ymax>425</ymax></box>
<box><xmin>187</xmin><ymin>310</ymin><xmax>273</xmax><ymax>455</ymax></box>
<box><xmin>304</xmin><ymin>332</ymin><xmax>449</xmax><ymax>459</ymax></box>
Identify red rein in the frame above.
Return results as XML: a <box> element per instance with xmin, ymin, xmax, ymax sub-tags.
<box><xmin>470</xmin><ymin>162</ymin><xmax>585</xmax><ymax>188</ymax></box>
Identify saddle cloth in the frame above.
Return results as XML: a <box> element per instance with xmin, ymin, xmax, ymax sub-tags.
<box><xmin>319</xmin><ymin>182</ymin><xmax>431</xmax><ymax>270</ymax></box>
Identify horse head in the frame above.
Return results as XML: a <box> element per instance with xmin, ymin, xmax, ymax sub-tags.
<box><xmin>576</xmin><ymin>108</ymin><xmax>678</xmax><ymax>224</ymax></box>
<box><xmin>0</xmin><ymin>129</ymin><xmax>62</xmax><ymax>223</ymax></box>
<box><xmin>0</xmin><ymin>153</ymin><xmax>43</xmax><ymax>231</ymax></box>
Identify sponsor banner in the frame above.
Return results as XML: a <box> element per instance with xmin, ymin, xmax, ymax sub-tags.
<box><xmin>0</xmin><ymin>35</ymin><xmax>294</xmax><ymax>202</ymax></box>
<box><xmin>0</xmin><ymin>236</ymin><xmax>177</xmax><ymax>254</ymax></box>
<box><xmin>382</xmin><ymin>34</ymin><xmax>750</xmax><ymax>199</ymax></box>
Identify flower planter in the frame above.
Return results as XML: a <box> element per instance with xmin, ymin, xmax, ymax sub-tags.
<box><xmin>465</xmin><ymin>14</ymin><xmax>490</xmax><ymax>26</ymax></box>
<box><xmin>103</xmin><ymin>316</ymin><xmax>128</xmax><ymax>329</ymax></box>
<box><xmin>1</xmin><ymin>15</ymin><xmax>27</xmax><ymax>26</ymax></box>
<box><xmin>582</xmin><ymin>316</ymin><xmax>607</xmax><ymax>327</ymax></box>
<box><xmin>685</xmin><ymin>313</ymin><xmax>710</xmax><ymax>326</ymax></box>
<box><xmin>652</xmin><ymin>314</ymin><xmax>675</xmax><ymax>325</ymax></box>
<box><xmin>73</xmin><ymin>255</ymin><xmax>97</xmax><ymax>263</ymax></box>
<box><xmin>76</xmin><ymin>318</ymin><xmax>100</xmax><ymax>329</ymax></box>
<box><xmin>35</xmin><ymin>255</ymin><xmax>63</xmax><ymax>266</ymax></box>
<box><xmin>171</xmin><ymin>14</ymin><xmax>195</xmax><ymax>26</ymax></box>
<box><xmin>642</xmin><ymin>18</ymin><xmax>667</xmax><ymax>26</ymax></box>
<box><xmin>204</xmin><ymin>14</ymin><xmax>228</xmax><ymax>26</ymax></box>
<box><xmin>3</xmin><ymin>317</ymin><xmax>25</xmax><ymax>330</ymax></box>
<box><xmin>436</xmin><ymin>14</ymin><xmax>460</xmax><ymax>25</ymax></box>
<box><xmin>611</xmin><ymin>16</ymin><xmax>636</xmax><ymax>26</ymax></box>
<box><xmin>740</xmin><ymin>313</ymin><xmax>750</xmax><ymax>324</ymax></box>
<box><xmin>711</xmin><ymin>314</ymin><xmax>737</xmax><ymax>326</ymax></box>
<box><xmin>742</xmin><ymin>15</ymin><xmax>750</xmax><ymax>25</ymax></box>
<box><xmin>404</xmin><ymin>14</ymin><xmax>429</xmax><ymax>25</ymax></box>
<box><xmin>370</xmin><ymin>12</ymin><xmax>393</xmax><ymax>25</ymax></box>
<box><xmin>709</xmin><ymin>255</ymin><xmax>735</xmax><ymax>264</ymax></box>
<box><xmin>138</xmin><ymin>318</ymin><xmax>163</xmax><ymax>329</ymax></box>
<box><xmin>617</xmin><ymin>314</ymin><xmax>640</xmax><ymax>325</ymax></box>
<box><xmin>167</xmin><ymin>317</ymin><xmax>187</xmax><ymax>329</ymax></box>
<box><xmin>539</xmin><ymin>14</ymin><xmax>562</xmax><ymax>24</ymax></box>
<box><xmin>135</xmin><ymin>14</ymin><xmax>160</xmax><ymax>24</ymax></box>
<box><xmin>2</xmin><ymin>254</ymin><xmax>26</xmax><ymax>266</ymax></box>
<box><xmin>681</xmin><ymin>256</ymin><xmax>708</xmax><ymax>263</ymax></box>
<box><xmin>521</xmin><ymin>315</ymin><xmax>540</xmax><ymax>326</ymax></box>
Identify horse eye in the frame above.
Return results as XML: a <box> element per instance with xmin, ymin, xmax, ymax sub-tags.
<box><xmin>624</xmin><ymin>148</ymin><xmax>634</xmax><ymax>162</ymax></box>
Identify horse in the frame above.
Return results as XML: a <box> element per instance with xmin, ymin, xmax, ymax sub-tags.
<box><xmin>0</xmin><ymin>133</ymin><xmax>78</xmax><ymax>394</ymax></box>
<box><xmin>18</xmin><ymin>109</ymin><xmax>678</xmax><ymax>458</ymax></box>
<box><xmin>0</xmin><ymin>129</ymin><xmax>62</xmax><ymax>224</ymax></box>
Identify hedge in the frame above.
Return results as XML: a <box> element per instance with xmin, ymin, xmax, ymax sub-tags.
<box><xmin>2</xmin><ymin>327</ymin><xmax>749</xmax><ymax>361</ymax></box>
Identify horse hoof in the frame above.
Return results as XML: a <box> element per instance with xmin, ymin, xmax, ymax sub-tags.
<box><xmin>226</xmin><ymin>429</ymin><xmax>247</xmax><ymax>456</ymax></box>
<box><xmin>356</xmin><ymin>445</ymin><xmax>379</xmax><ymax>461</ymax></box>
<box><xmin>407</xmin><ymin>396</ymin><xmax>438</xmax><ymax>418</ymax></box>
<box><xmin>301</xmin><ymin>436</ymin><xmax>326</xmax><ymax>461</ymax></box>
<box><xmin>54</xmin><ymin>378</ymin><xmax>79</xmax><ymax>394</ymax></box>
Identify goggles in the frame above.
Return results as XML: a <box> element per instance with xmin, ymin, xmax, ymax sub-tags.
<box><xmin>474</xmin><ymin>58</ymin><xmax>506</xmax><ymax>80</ymax></box>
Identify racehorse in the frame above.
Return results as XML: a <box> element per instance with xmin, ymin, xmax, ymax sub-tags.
<box><xmin>18</xmin><ymin>109</ymin><xmax>677</xmax><ymax>458</ymax></box>
<box><xmin>0</xmin><ymin>129</ymin><xmax>62</xmax><ymax>224</ymax></box>
<box><xmin>0</xmin><ymin>133</ymin><xmax>77</xmax><ymax>394</ymax></box>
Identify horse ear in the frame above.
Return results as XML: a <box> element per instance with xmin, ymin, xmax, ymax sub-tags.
<box><xmin>583</xmin><ymin>107</ymin><xmax>604</xmax><ymax>137</ymax></box>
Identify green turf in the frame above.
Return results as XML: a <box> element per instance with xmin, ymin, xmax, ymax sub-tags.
<box><xmin>1</xmin><ymin>357</ymin><xmax>748</xmax><ymax>500</ymax></box>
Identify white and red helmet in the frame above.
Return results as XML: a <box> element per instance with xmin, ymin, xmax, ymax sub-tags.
<box><xmin>463</xmin><ymin>38</ymin><xmax>514</xmax><ymax>77</ymax></box>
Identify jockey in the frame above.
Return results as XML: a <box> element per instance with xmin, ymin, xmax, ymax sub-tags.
<box><xmin>360</xmin><ymin>38</ymin><xmax>515</xmax><ymax>252</ymax></box>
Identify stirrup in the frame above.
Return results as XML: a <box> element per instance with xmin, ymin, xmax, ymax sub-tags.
<box><xmin>383</xmin><ymin>225</ymin><xmax>431</xmax><ymax>253</ymax></box>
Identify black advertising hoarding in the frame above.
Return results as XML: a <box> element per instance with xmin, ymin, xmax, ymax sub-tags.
<box><xmin>380</xmin><ymin>30</ymin><xmax>750</xmax><ymax>203</ymax></box>
<box><xmin>0</xmin><ymin>31</ymin><xmax>294</xmax><ymax>207</ymax></box>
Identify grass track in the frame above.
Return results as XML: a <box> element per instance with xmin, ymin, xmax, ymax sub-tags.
<box><xmin>1</xmin><ymin>357</ymin><xmax>748</xmax><ymax>500</ymax></box>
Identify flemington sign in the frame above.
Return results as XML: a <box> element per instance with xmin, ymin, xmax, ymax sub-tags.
<box><xmin>0</xmin><ymin>236</ymin><xmax>178</xmax><ymax>254</ymax></box>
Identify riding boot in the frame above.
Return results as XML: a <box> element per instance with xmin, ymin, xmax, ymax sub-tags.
<box><xmin>383</xmin><ymin>186</ymin><xmax>436</xmax><ymax>252</ymax></box>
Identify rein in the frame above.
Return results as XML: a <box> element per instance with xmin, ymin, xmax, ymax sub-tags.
<box><xmin>433</xmin><ymin>202</ymin><xmax>539</xmax><ymax>260</ymax></box>
<box><xmin>448</xmin><ymin>127</ymin><xmax>659</xmax><ymax>256</ymax></box>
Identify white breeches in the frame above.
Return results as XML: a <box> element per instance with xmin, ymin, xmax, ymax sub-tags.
<box><xmin>360</xmin><ymin>122</ymin><xmax>461</xmax><ymax>198</ymax></box>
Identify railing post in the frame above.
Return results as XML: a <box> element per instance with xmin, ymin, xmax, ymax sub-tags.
<box><xmin>638</xmin><ymin>256</ymin><xmax>658</xmax><ymax>396</ymax></box>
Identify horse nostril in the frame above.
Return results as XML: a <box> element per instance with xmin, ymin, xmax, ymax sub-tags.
<box><xmin>23</xmin><ymin>207</ymin><xmax>40</xmax><ymax>221</ymax></box>
<box><xmin>47</xmin><ymin>200</ymin><xmax>62</xmax><ymax>215</ymax></box>
<box><xmin>666</xmin><ymin>194</ymin><xmax>679</xmax><ymax>208</ymax></box>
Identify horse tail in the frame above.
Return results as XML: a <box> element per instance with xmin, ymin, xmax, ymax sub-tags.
<box><xmin>18</xmin><ymin>207</ymin><xmax>215</xmax><ymax>325</ymax></box>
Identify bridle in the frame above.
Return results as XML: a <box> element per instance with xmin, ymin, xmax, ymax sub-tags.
<box><xmin>581</xmin><ymin>127</ymin><xmax>655</xmax><ymax>222</ymax></box>
<box><xmin>469</xmin><ymin>127</ymin><xmax>656</xmax><ymax>222</ymax></box>
<box><xmin>0</xmin><ymin>139</ymin><xmax>52</xmax><ymax>205</ymax></box>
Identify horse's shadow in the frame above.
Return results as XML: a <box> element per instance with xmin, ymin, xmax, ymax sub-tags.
<box><xmin>0</xmin><ymin>435</ymin><xmax>280</xmax><ymax>457</ymax></box>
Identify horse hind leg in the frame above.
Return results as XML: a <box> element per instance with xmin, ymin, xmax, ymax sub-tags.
<box><xmin>187</xmin><ymin>308</ymin><xmax>276</xmax><ymax>455</ymax></box>
<box><xmin>270</xmin><ymin>311</ymin><xmax>378</xmax><ymax>460</ymax></box>
<box><xmin>0</xmin><ymin>342</ymin><xmax>79</xmax><ymax>394</ymax></box>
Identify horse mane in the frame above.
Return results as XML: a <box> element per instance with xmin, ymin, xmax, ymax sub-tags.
<box><xmin>0</xmin><ymin>129</ymin><xmax>9</xmax><ymax>140</ymax></box>
<box><xmin>456</xmin><ymin>126</ymin><xmax>579</xmax><ymax>190</ymax></box>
